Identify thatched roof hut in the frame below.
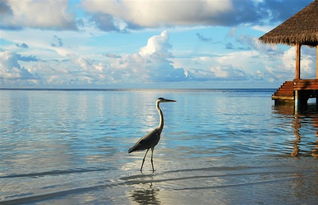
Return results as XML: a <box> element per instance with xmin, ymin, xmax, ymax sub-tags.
<box><xmin>259</xmin><ymin>0</ymin><xmax>318</xmax><ymax>46</ymax></box>
<box><xmin>259</xmin><ymin>0</ymin><xmax>318</xmax><ymax>80</ymax></box>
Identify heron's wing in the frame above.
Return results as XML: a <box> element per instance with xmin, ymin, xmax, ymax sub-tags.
<box><xmin>128</xmin><ymin>128</ymin><xmax>161</xmax><ymax>153</ymax></box>
<box><xmin>139</xmin><ymin>128</ymin><xmax>161</xmax><ymax>146</ymax></box>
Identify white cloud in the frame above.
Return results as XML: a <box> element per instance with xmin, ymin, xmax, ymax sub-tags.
<box><xmin>82</xmin><ymin>0</ymin><xmax>312</xmax><ymax>31</ymax></box>
<box><xmin>281</xmin><ymin>46</ymin><xmax>315</xmax><ymax>78</ymax></box>
<box><xmin>139</xmin><ymin>31</ymin><xmax>170</xmax><ymax>57</ymax></box>
<box><xmin>107</xmin><ymin>31</ymin><xmax>187</xmax><ymax>82</ymax></box>
<box><xmin>52</xmin><ymin>47</ymin><xmax>74</xmax><ymax>57</ymax></box>
<box><xmin>0</xmin><ymin>0</ymin><xmax>76</xmax><ymax>30</ymax></box>
<box><xmin>82</xmin><ymin>0</ymin><xmax>234</xmax><ymax>31</ymax></box>
<box><xmin>252</xmin><ymin>25</ymin><xmax>274</xmax><ymax>33</ymax></box>
<box><xmin>209</xmin><ymin>66</ymin><xmax>246</xmax><ymax>79</ymax></box>
<box><xmin>281</xmin><ymin>47</ymin><xmax>296</xmax><ymax>72</ymax></box>
<box><xmin>172</xmin><ymin>40</ymin><xmax>316</xmax><ymax>83</ymax></box>
<box><xmin>0</xmin><ymin>51</ymin><xmax>39</xmax><ymax>85</ymax></box>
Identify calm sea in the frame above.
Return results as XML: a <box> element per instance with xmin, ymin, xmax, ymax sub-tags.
<box><xmin>1</xmin><ymin>89</ymin><xmax>318</xmax><ymax>204</ymax></box>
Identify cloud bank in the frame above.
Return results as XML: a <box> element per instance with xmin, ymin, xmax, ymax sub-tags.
<box><xmin>0</xmin><ymin>52</ymin><xmax>39</xmax><ymax>85</ymax></box>
<box><xmin>0</xmin><ymin>0</ymin><xmax>312</xmax><ymax>31</ymax></box>
<box><xmin>82</xmin><ymin>0</ymin><xmax>312</xmax><ymax>31</ymax></box>
<box><xmin>0</xmin><ymin>31</ymin><xmax>188</xmax><ymax>86</ymax></box>
<box><xmin>1</xmin><ymin>30</ymin><xmax>317</xmax><ymax>87</ymax></box>
<box><xmin>0</xmin><ymin>31</ymin><xmax>255</xmax><ymax>87</ymax></box>
<box><xmin>0</xmin><ymin>0</ymin><xmax>77</xmax><ymax>30</ymax></box>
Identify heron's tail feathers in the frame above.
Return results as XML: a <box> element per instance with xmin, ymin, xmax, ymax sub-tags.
<box><xmin>128</xmin><ymin>142</ymin><xmax>145</xmax><ymax>153</ymax></box>
<box><xmin>128</xmin><ymin>143</ymin><xmax>140</xmax><ymax>153</ymax></box>
<box><xmin>128</xmin><ymin>146</ymin><xmax>136</xmax><ymax>153</ymax></box>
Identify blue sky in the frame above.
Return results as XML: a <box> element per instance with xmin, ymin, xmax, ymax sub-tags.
<box><xmin>0</xmin><ymin>0</ymin><xmax>314</xmax><ymax>88</ymax></box>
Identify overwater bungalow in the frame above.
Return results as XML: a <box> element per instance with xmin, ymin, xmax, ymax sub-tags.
<box><xmin>259</xmin><ymin>0</ymin><xmax>318</xmax><ymax>111</ymax></box>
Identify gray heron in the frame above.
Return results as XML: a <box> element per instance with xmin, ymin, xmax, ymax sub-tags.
<box><xmin>128</xmin><ymin>97</ymin><xmax>176</xmax><ymax>172</ymax></box>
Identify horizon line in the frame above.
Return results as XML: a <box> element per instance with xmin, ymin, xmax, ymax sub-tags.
<box><xmin>0</xmin><ymin>87</ymin><xmax>276</xmax><ymax>91</ymax></box>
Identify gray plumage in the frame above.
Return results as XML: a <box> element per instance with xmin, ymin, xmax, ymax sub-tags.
<box><xmin>128</xmin><ymin>97</ymin><xmax>176</xmax><ymax>172</ymax></box>
<box><xmin>128</xmin><ymin>128</ymin><xmax>161</xmax><ymax>153</ymax></box>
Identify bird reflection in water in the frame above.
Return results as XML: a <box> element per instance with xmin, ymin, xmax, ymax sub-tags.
<box><xmin>130</xmin><ymin>182</ymin><xmax>161</xmax><ymax>205</ymax></box>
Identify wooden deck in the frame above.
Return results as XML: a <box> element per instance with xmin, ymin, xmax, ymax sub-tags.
<box><xmin>273</xmin><ymin>79</ymin><xmax>318</xmax><ymax>102</ymax></box>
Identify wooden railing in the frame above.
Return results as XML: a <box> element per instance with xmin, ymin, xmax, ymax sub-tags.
<box><xmin>293</xmin><ymin>79</ymin><xmax>318</xmax><ymax>90</ymax></box>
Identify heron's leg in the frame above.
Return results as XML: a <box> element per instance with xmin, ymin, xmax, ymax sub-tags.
<box><xmin>140</xmin><ymin>149</ymin><xmax>149</xmax><ymax>172</ymax></box>
<box><xmin>151</xmin><ymin>147</ymin><xmax>155</xmax><ymax>172</ymax></box>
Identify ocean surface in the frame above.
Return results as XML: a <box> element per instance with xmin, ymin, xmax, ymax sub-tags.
<box><xmin>1</xmin><ymin>89</ymin><xmax>318</xmax><ymax>204</ymax></box>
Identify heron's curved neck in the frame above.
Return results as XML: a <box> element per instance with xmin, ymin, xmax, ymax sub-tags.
<box><xmin>156</xmin><ymin>101</ymin><xmax>164</xmax><ymax>130</ymax></box>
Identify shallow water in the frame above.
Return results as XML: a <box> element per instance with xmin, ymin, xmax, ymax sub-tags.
<box><xmin>1</xmin><ymin>89</ymin><xmax>318</xmax><ymax>204</ymax></box>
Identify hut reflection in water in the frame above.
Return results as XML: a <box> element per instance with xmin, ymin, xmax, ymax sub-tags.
<box><xmin>274</xmin><ymin>103</ymin><xmax>318</xmax><ymax>157</ymax></box>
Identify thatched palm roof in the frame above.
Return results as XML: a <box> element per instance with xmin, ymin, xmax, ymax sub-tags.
<box><xmin>259</xmin><ymin>0</ymin><xmax>318</xmax><ymax>46</ymax></box>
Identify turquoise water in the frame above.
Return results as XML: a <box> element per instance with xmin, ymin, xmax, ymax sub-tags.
<box><xmin>1</xmin><ymin>89</ymin><xmax>318</xmax><ymax>204</ymax></box>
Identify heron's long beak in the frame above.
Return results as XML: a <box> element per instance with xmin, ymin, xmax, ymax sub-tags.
<box><xmin>164</xmin><ymin>99</ymin><xmax>176</xmax><ymax>102</ymax></box>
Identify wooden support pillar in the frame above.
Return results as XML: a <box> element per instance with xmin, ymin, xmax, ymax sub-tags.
<box><xmin>316</xmin><ymin>45</ymin><xmax>318</xmax><ymax>79</ymax></box>
<box><xmin>294</xmin><ymin>44</ymin><xmax>301</xmax><ymax>113</ymax></box>
<box><xmin>295</xmin><ymin>44</ymin><xmax>301</xmax><ymax>80</ymax></box>
<box><xmin>295</xmin><ymin>90</ymin><xmax>299</xmax><ymax>113</ymax></box>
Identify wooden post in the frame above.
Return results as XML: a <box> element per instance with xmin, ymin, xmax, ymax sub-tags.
<box><xmin>316</xmin><ymin>45</ymin><xmax>318</xmax><ymax>109</ymax></box>
<box><xmin>295</xmin><ymin>90</ymin><xmax>299</xmax><ymax>113</ymax></box>
<box><xmin>295</xmin><ymin>44</ymin><xmax>301</xmax><ymax>80</ymax></box>
<box><xmin>295</xmin><ymin>44</ymin><xmax>301</xmax><ymax>113</ymax></box>
<box><xmin>316</xmin><ymin>46</ymin><xmax>318</xmax><ymax>79</ymax></box>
